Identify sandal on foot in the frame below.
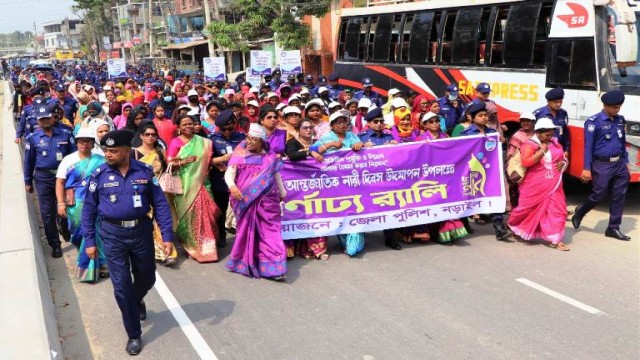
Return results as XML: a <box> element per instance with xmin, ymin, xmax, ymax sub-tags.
<box><xmin>316</xmin><ymin>253</ymin><xmax>330</xmax><ymax>261</ymax></box>
<box><xmin>548</xmin><ymin>243</ymin><xmax>570</xmax><ymax>251</ymax></box>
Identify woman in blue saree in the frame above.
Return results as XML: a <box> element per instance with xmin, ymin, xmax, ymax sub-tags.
<box><xmin>56</xmin><ymin>127</ymin><xmax>107</xmax><ymax>282</ymax></box>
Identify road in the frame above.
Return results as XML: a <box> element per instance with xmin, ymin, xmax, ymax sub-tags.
<box><xmin>48</xmin><ymin>179</ymin><xmax>639</xmax><ymax>360</ymax></box>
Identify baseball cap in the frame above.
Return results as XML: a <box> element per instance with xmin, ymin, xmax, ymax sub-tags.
<box><xmin>475</xmin><ymin>83</ymin><xmax>491</xmax><ymax>94</ymax></box>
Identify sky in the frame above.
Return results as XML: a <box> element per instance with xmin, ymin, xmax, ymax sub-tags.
<box><xmin>0</xmin><ymin>0</ymin><xmax>78</xmax><ymax>33</ymax></box>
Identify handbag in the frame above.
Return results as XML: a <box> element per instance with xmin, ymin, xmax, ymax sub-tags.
<box><xmin>159</xmin><ymin>163</ymin><xmax>183</xmax><ymax>195</ymax></box>
<box><xmin>507</xmin><ymin>149</ymin><xmax>527</xmax><ymax>184</ymax></box>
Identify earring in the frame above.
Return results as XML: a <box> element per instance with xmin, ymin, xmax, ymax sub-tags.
<box><xmin>177</xmin><ymin>129</ymin><xmax>181</xmax><ymax>135</ymax></box>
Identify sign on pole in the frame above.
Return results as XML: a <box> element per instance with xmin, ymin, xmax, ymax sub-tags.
<box><xmin>106</xmin><ymin>58</ymin><xmax>126</xmax><ymax>78</ymax></box>
<box><xmin>280</xmin><ymin>50</ymin><xmax>302</xmax><ymax>76</ymax></box>
<box><xmin>250</xmin><ymin>50</ymin><xmax>273</xmax><ymax>76</ymax></box>
<box><xmin>203</xmin><ymin>57</ymin><xmax>226</xmax><ymax>81</ymax></box>
<box><xmin>246</xmin><ymin>69</ymin><xmax>262</xmax><ymax>87</ymax></box>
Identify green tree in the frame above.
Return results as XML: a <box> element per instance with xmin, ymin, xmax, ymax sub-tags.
<box><xmin>207</xmin><ymin>0</ymin><xmax>331</xmax><ymax>52</ymax></box>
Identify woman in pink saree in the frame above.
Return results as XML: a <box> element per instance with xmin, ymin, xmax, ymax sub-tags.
<box><xmin>225</xmin><ymin>123</ymin><xmax>288</xmax><ymax>280</ymax></box>
<box><xmin>508</xmin><ymin>118</ymin><xmax>570</xmax><ymax>251</ymax></box>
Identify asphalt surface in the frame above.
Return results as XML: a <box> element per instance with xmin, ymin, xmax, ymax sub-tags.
<box><xmin>48</xmin><ymin>179</ymin><xmax>639</xmax><ymax>360</ymax></box>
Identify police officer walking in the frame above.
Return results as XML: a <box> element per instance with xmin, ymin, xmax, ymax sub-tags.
<box><xmin>534</xmin><ymin>87</ymin><xmax>570</xmax><ymax>157</ymax></box>
<box><xmin>571</xmin><ymin>90</ymin><xmax>631</xmax><ymax>241</ymax></box>
<box><xmin>82</xmin><ymin>130</ymin><xmax>174</xmax><ymax>355</ymax></box>
<box><xmin>437</xmin><ymin>84</ymin><xmax>465</xmax><ymax>133</ymax></box>
<box><xmin>24</xmin><ymin>102</ymin><xmax>76</xmax><ymax>257</ymax></box>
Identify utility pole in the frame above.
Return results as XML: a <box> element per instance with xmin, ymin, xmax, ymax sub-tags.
<box><xmin>33</xmin><ymin>22</ymin><xmax>38</xmax><ymax>59</ymax></box>
<box><xmin>203</xmin><ymin>0</ymin><xmax>215</xmax><ymax>57</ymax></box>
<box><xmin>116</xmin><ymin>4</ymin><xmax>127</xmax><ymax>62</ymax></box>
<box><xmin>148</xmin><ymin>0</ymin><xmax>154</xmax><ymax>57</ymax></box>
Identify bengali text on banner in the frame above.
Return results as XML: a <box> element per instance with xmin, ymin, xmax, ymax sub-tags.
<box><xmin>280</xmin><ymin>134</ymin><xmax>506</xmax><ymax>240</ymax></box>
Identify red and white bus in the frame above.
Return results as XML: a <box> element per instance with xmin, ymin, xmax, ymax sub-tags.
<box><xmin>335</xmin><ymin>0</ymin><xmax>640</xmax><ymax>182</ymax></box>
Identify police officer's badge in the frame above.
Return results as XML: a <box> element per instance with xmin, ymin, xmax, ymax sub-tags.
<box><xmin>39</xmin><ymin>107</ymin><xmax>45</xmax><ymax>113</ymax></box>
<box><xmin>106</xmin><ymin>138</ymin><xmax>115</xmax><ymax>146</ymax></box>
<box><xmin>587</xmin><ymin>124</ymin><xmax>595</xmax><ymax>132</ymax></box>
<box><xmin>89</xmin><ymin>181</ymin><xmax>97</xmax><ymax>192</ymax></box>
<box><xmin>109</xmin><ymin>194</ymin><xmax>117</xmax><ymax>203</ymax></box>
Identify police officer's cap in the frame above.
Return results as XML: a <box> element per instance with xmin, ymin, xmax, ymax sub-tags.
<box><xmin>475</xmin><ymin>82</ymin><xmax>491</xmax><ymax>94</ymax></box>
<box><xmin>305</xmin><ymin>74</ymin><xmax>314</xmax><ymax>81</ymax></box>
<box><xmin>362</xmin><ymin>78</ymin><xmax>374</xmax><ymax>87</ymax></box>
<box><xmin>272</xmin><ymin>69</ymin><xmax>281</xmax><ymax>76</ymax></box>
<box><xmin>467</xmin><ymin>102</ymin><xmax>487</xmax><ymax>117</ymax></box>
<box><xmin>545</xmin><ymin>87</ymin><xmax>564</xmax><ymax>100</ymax></box>
<box><xmin>364</xmin><ymin>107</ymin><xmax>383</xmax><ymax>122</ymax></box>
<box><xmin>446</xmin><ymin>84</ymin><xmax>459</xmax><ymax>95</ymax></box>
<box><xmin>100</xmin><ymin>130</ymin><xmax>134</xmax><ymax>148</ymax></box>
<box><xmin>601</xmin><ymin>90</ymin><xmax>625</xmax><ymax>105</ymax></box>
<box><xmin>30</xmin><ymin>87</ymin><xmax>45</xmax><ymax>97</ymax></box>
<box><xmin>287</xmin><ymin>73</ymin><xmax>296</xmax><ymax>80</ymax></box>
<box><xmin>317</xmin><ymin>75</ymin><xmax>327</xmax><ymax>84</ymax></box>
<box><xmin>215</xmin><ymin>109</ymin><xmax>236</xmax><ymax>128</ymax></box>
<box><xmin>35</xmin><ymin>103</ymin><xmax>56</xmax><ymax>120</ymax></box>
<box><xmin>55</xmin><ymin>83</ymin><xmax>66</xmax><ymax>92</ymax></box>
<box><xmin>328</xmin><ymin>73</ymin><xmax>339</xmax><ymax>81</ymax></box>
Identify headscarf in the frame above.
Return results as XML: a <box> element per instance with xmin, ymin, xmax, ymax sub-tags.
<box><xmin>113</xmin><ymin>102</ymin><xmax>133</xmax><ymax>129</ymax></box>
<box><xmin>125</xmin><ymin>106</ymin><xmax>147</xmax><ymax>132</ymax></box>
<box><xmin>411</xmin><ymin>95</ymin><xmax>429</xmax><ymax>129</ymax></box>
<box><xmin>392</xmin><ymin>108</ymin><xmax>417</xmax><ymax>141</ymax></box>
<box><xmin>75</xmin><ymin>90</ymin><xmax>91</xmax><ymax>105</ymax></box>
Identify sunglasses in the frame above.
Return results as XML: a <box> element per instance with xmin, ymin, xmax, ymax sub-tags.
<box><xmin>220</xmin><ymin>126</ymin><xmax>235</xmax><ymax>132</ymax></box>
<box><xmin>142</xmin><ymin>132</ymin><xmax>158</xmax><ymax>137</ymax></box>
<box><xmin>264</xmin><ymin>115</ymin><xmax>278</xmax><ymax>120</ymax></box>
<box><xmin>424</xmin><ymin>119</ymin><xmax>439</xmax><ymax>124</ymax></box>
<box><xmin>370</xmin><ymin>119</ymin><xmax>384</xmax><ymax>124</ymax></box>
<box><xmin>300</xmin><ymin>126</ymin><xmax>313</xmax><ymax>130</ymax></box>
<box><xmin>333</xmin><ymin>119</ymin><xmax>349</xmax><ymax>125</ymax></box>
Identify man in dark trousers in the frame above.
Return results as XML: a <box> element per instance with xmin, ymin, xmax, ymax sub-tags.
<box><xmin>82</xmin><ymin>130</ymin><xmax>174</xmax><ymax>355</ymax></box>
<box><xmin>572</xmin><ymin>90</ymin><xmax>631</xmax><ymax>241</ymax></box>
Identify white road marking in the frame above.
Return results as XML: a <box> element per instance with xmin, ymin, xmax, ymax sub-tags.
<box><xmin>516</xmin><ymin>278</ymin><xmax>605</xmax><ymax>315</ymax></box>
<box><xmin>154</xmin><ymin>272</ymin><xmax>219</xmax><ymax>359</ymax></box>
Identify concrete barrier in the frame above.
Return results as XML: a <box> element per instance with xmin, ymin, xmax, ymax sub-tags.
<box><xmin>0</xmin><ymin>81</ymin><xmax>63</xmax><ymax>359</ymax></box>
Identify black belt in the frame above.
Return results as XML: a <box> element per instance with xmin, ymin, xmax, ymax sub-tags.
<box><xmin>102</xmin><ymin>217</ymin><xmax>148</xmax><ymax>228</ymax></box>
<box><xmin>593</xmin><ymin>155</ymin><xmax>621</xmax><ymax>162</ymax></box>
<box><xmin>35</xmin><ymin>168</ymin><xmax>57</xmax><ymax>175</ymax></box>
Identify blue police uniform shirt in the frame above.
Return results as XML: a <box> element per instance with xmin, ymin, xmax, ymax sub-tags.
<box><xmin>327</xmin><ymin>85</ymin><xmax>345</xmax><ymax>100</ymax></box>
<box><xmin>16</xmin><ymin>104</ymin><xmax>39</xmax><ymax>138</ymax></box>
<box><xmin>354</xmin><ymin>90</ymin><xmax>382</xmax><ymax>107</ymax></box>
<box><xmin>358</xmin><ymin>129</ymin><xmax>395</xmax><ymax>146</ymax></box>
<box><xmin>81</xmin><ymin>160</ymin><xmax>174</xmax><ymax>248</ymax></box>
<box><xmin>57</xmin><ymin>95</ymin><xmax>79</xmax><ymax>121</ymax></box>
<box><xmin>269</xmin><ymin>79</ymin><xmax>284</xmax><ymax>90</ymax></box>
<box><xmin>460</xmin><ymin>124</ymin><xmax>497</xmax><ymax>136</ymax></box>
<box><xmin>583</xmin><ymin>110</ymin><xmax>628</xmax><ymax>170</ymax></box>
<box><xmin>308</xmin><ymin>85</ymin><xmax>320</xmax><ymax>97</ymax></box>
<box><xmin>437</xmin><ymin>96</ymin><xmax>465</xmax><ymax>130</ymax></box>
<box><xmin>534</xmin><ymin>105</ymin><xmax>570</xmax><ymax>151</ymax></box>
<box><xmin>23</xmin><ymin>127</ymin><xmax>76</xmax><ymax>185</ymax></box>
<box><xmin>209</xmin><ymin>131</ymin><xmax>246</xmax><ymax>192</ymax></box>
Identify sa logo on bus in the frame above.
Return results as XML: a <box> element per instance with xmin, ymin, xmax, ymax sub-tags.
<box><xmin>557</xmin><ymin>2</ymin><xmax>589</xmax><ymax>28</ymax></box>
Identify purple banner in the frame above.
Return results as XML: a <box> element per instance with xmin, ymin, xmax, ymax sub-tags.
<box><xmin>280</xmin><ymin>134</ymin><xmax>506</xmax><ymax>240</ymax></box>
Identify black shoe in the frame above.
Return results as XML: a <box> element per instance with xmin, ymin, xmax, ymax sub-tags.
<box><xmin>384</xmin><ymin>238</ymin><xmax>402</xmax><ymax>250</ymax></box>
<box><xmin>57</xmin><ymin>218</ymin><xmax>71</xmax><ymax>242</ymax></box>
<box><xmin>605</xmin><ymin>228</ymin><xmax>631</xmax><ymax>241</ymax></box>
<box><xmin>126</xmin><ymin>337</ymin><xmax>142</xmax><ymax>355</ymax></box>
<box><xmin>162</xmin><ymin>257</ymin><xmax>177</xmax><ymax>267</ymax></box>
<box><xmin>139</xmin><ymin>301</ymin><xmax>146</xmax><ymax>321</ymax></box>
<box><xmin>571</xmin><ymin>210</ymin><xmax>583</xmax><ymax>229</ymax></box>
<box><xmin>217</xmin><ymin>238</ymin><xmax>227</xmax><ymax>248</ymax></box>
<box><xmin>226</xmin><ymin>227</ymin><xmax>236</xmax><ymax>235</ymax></box>
<box><xmin>51</xmin><ymin>246</ymin><xmax>62</xmax><ymax>258</ymax></box>
<box><xmin>493</xmin><ymin>223</ymin><xmax>513</xmax><ymax>242</ymax></box>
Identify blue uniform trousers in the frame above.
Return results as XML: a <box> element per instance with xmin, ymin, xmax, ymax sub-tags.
<box><xmin>34</xmin><ymin>171</ymin><xmax>60</xmax><ymax>247</ymax></box>
<box><xmin>99</xmin><ymin>219</ymin><xmax>156</xmax><ymax>339</ymax></box>
<box><xmin>576</xmin><ymin>159</ymin><xmax>629</xmax><ymax>229</ymax></box>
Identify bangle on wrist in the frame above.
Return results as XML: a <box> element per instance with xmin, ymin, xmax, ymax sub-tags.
<box><xmin>57</xmin><ymin>203</ymin><xmax>66</xmax><ymax>206</ymax></box>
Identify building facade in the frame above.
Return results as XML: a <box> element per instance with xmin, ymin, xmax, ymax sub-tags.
<box><xmin>42</xmin><ymin>19</ymin><xmax>84</xmax><ymax>52</ymax></box>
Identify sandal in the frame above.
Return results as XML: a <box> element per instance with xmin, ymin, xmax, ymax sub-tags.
<box><xmin>548</xmin><ymin>242</ymin><xmax>570</xmax><ymax>251</ymax></box>
<box><xmin>316</xmin><ymin>253</ymin><xmax>330</xmax><ymax>261</ymax></box>
<box><xmin>472</xmin><ymin>215</ymin><xmax>486</xmax><ymax>225</ymax></box>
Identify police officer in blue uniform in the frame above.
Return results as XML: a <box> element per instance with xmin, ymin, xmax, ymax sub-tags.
<box><xmin>358</xmin><ymin>108</ymin><xmax>395</xmax><ymax>146</ymax></box>
<box><xmin>534</xmin><ymin>87</ymin><xmax>570</xmax><ymax>156</ymax></box>
<box><xmin>82</xmin><ymin>130</ymin><xmax>174</xmax><ymax>355</ymax></box>
<box><xmin>54</xmin><ymin>83</ymin><xmax>79</xmax><ymax>122</ymax></box>
<box><xmin>461</xmin><ymin>102</ymin><xmax>512</xmax><ymax>241</ymax></box>
<box><xmin>437</xmin><ymin>84</ymin><xmax>465</xmax><ymax>132</ymax></box>
<box><xmin>571</xmin><ymin>90</ymin><xmax>631</xmax><ymax>241</ymax></box>
<box><xmin>327</xmin><ymin>73</ymin><xmax>345</xmax><ymax>100</ymax></box>
<box><xmin>15</xmin><ymin>91</ymin><xmax>46</xmax><ymax>143</ymax></box>
<box><xmin>467</xmin><ymin>82</ymin><xmax>493</xmax><ymax>108</ymax></box>
<box><xmin>209</xmin><ymin>110</ymin><xmax>246</xmax><ymax>245</ymax></box>
<box><xmin>24</xmin><ymin>103</ymin><xmax>76</xmax><ymax>258</ymax></box>
<box><xmin>354</xmin><ymin>78</ymin><xmax>382</xmax><ymax>107</ymax></box>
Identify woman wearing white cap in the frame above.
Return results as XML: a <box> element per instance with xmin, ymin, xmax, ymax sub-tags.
<box><xmin>55</xmin><ymin>127</ymin><xmax>108</xmax><ymax>282</ymax></box>
<box><xmin>506</xmin><ymin>112</ymin><xmax>536</xmax><ymax>207</ymax></box>
<box><xmin>507</xmin><ymin>118</ymin><xmax>570</xmax><ymax>251</ymax></box>
<box><xmin>225</xmin><ymin>123</ymin><xmax>288</xmax><ymax>280</ymax></box>
<box><xmin>304</xmin><ymin>99</ymin><xmax>331</xmax><ymax>140</ymax></box>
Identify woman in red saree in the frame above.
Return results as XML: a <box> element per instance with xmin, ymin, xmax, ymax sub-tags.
<box><xmin>508</xmin><ymin>118</ymin><xmax>570</xmax><ymax>251</ymax></box>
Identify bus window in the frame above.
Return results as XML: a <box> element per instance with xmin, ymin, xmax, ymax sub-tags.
<box><xmin>430</xmin><ymin>11</ymin><xmax>442</xmax><ymax>63</ymax></box>
<box><xmin>477</xmin><ymin>8</ymin><xmax>493</xmax><ymax>65</ymax></box>
<box><xmin>489</xmin><ymin>6</ymin><xmax>509</xmax><ymax>66</ymax></box>
<box><xmin>338</xmin><ymin>19</ymin><xmax>348</xmax><ymax>60</ymax></box>
<box><xmin>503</xmin><ymin>2</ymin><xmax>542</xmax><ymax>67</ymax></box>
<box><xmin>390</xmin><ymin>14</ymin><xmax>404</xmax><ymax>62</ymax></box>
<box><xmin>373</xmin><ymin>14</ymin><xmax>393</xmax><ymax>62</ymax></box>
<box><xmin>360</xmin><ymin>17</ymin><xmax>371</xmax><ymax>61</ymax></box>
<box><xmin>452</xmin><ymin>7</ymin><xmax>483</xmax><ymax>65</ymax></box>
<box><xmin>440</xmin><ymin>10</ymin><xmax>457</xmax><ymax>63</ymax></box>
<box><xmin>344</xmin><ymin>18</ymin><xmax>363</xmax><ymax>60</ymax></box>
<box><xmin>400</xmin><ymin>13</ymin><xmax>414</xmax><ymax>63</ymax></box>
<box><xmin>547</xmin><ymin>39</ymin><xmax>597</xmax><ymax>88</ymax></box>
<box><xmin>368</xmin><ymin>16</ymin><xmax>378</xmax><ymax>60</ymax></box>
<box><xmin>533</xmin><ymin>3</ymin><xmax>553</xmax><ymax>66</ymax></box>
<box><xmin>408</xmin><ymin>11</ymin><xmax>434</xmax><ymax>64</ymax></box>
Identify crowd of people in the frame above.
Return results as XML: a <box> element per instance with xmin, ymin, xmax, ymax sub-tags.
<box><xmin>12</xmin><ymin>60</ymin><xmax>632</xmax><ymax>355</ymax></box>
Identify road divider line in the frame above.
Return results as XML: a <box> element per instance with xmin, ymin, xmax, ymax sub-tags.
<box><xmin>154</xmin><ymin>272</ymin><xmax>219</xmax><ymax>359</ymax></box>
<box><xmin>516</xmin><ymin>278</ymin><xmax>605</xmax><ymax>315</ymax></box>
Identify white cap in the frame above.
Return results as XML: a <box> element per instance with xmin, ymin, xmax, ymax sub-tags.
<box><xmin>534</xmin><ymin>117</ymin><xmax>556</xmax><ymax>131</ymax></box>
<box><xmin>187</xmin><ymin>108</ymin><xmax>200</xmax><ymax>116</ymax></box>
<box><xmin>267</xmin><ymin>92</ymin><xmax>278</xmax><ymax>99</ymax></box>
<box><xmin>288</xmin><ymin>94</ymin><xmax>301</xmax><ymax>104</ymax></box>
<box><xmin>305</xmin><ymin>98</ymin><xmax>325</xmax><ymax>110</ymax></box>
<box><xmin>248</xmin><ymin>123</ymin><xmax>267</xmax><ymax>140</ymax></box>
<box><xmin>318</xmin><ymin>86</ymin><xmax>329</xmax><ymax>94</ymax></box>
<box><xmin>329</xmin><ymin>110</ymin><xmax>350</xmax><ymax>124</ymax></box>
<box><xmin>519</xmin><ymin>112</ymin><xmax>536</xmax><ymax>120</ymax></box>
<box><xmin>75</xmin><ymin>127</ymin><xmax>95</xmax><ymax>140</ymax></box>
<box><xmin>187</xmin><ymin>89</ymin><xmax>198</xmax><ymax>97</ymax></box>
<box><xmin>357</xmin><ymin>98</ymin><xmax>372</xmax><ymax>109</ymax></box>
<box><xmin>98</xmin><ymin>92</ymin><xmax>107</xmax><ymax>103</ymax></box>
<box><xmin>391</xmin><ymin>97</ymin><xmax>409</xmax><ymax>109</ymax></box>
<box><xmin>283</xmin><ymin>106</ymin><xmax>302</xmax><ymax>115</ymax></box>
<box><xmin>177</xmin><ymin>104</ymin><xmax>191</xmax><ymax>112</ymax></box>
<box><xmin>103</xmin><ymin>85</ymin><xmax>113</xmax><ymax>92</ymax></box>
<box><xmin>328</xmin><ymin>101</ymin><xmax>342</xmax><ymax>109</ymax></box>
<box><xmin>249</xmin><ymin>86</ymin><xmax>259</xmax><ymax>93</ymax></box>
<box><xmin>300</xmin><ymin>87</ymin><xmax>310</xmax><ymax>95</ymax></box>
<box><xmin>275</xmin><ymin>103</ymin><xmax>286</xmax><ymax>111</ymax></box>
<box><xmin>420</xmin><ymin>111</ymin><xmax>440</xmax><ymax>123</ymax></box>
<box><xmin>388</xmin><ymin>88</ymin><xmax>401</xmax><ymax>96</ymax></box>
<box><xmin>246</xmin><ymin>100</ymin><xmax>260</xmax><ymax>108</ymax></box>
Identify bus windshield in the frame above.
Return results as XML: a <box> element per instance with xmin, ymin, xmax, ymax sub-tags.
<box><xmin>608</xmin><ymin>13</ymin><xmax>640</xmax><ymax>88</ymax></box>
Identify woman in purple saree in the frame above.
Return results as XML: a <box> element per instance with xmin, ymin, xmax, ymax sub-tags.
<box><xmin>224</xmin><ymin>123</ymin><xmax>288</xmax><ymax>281</ymax></box>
